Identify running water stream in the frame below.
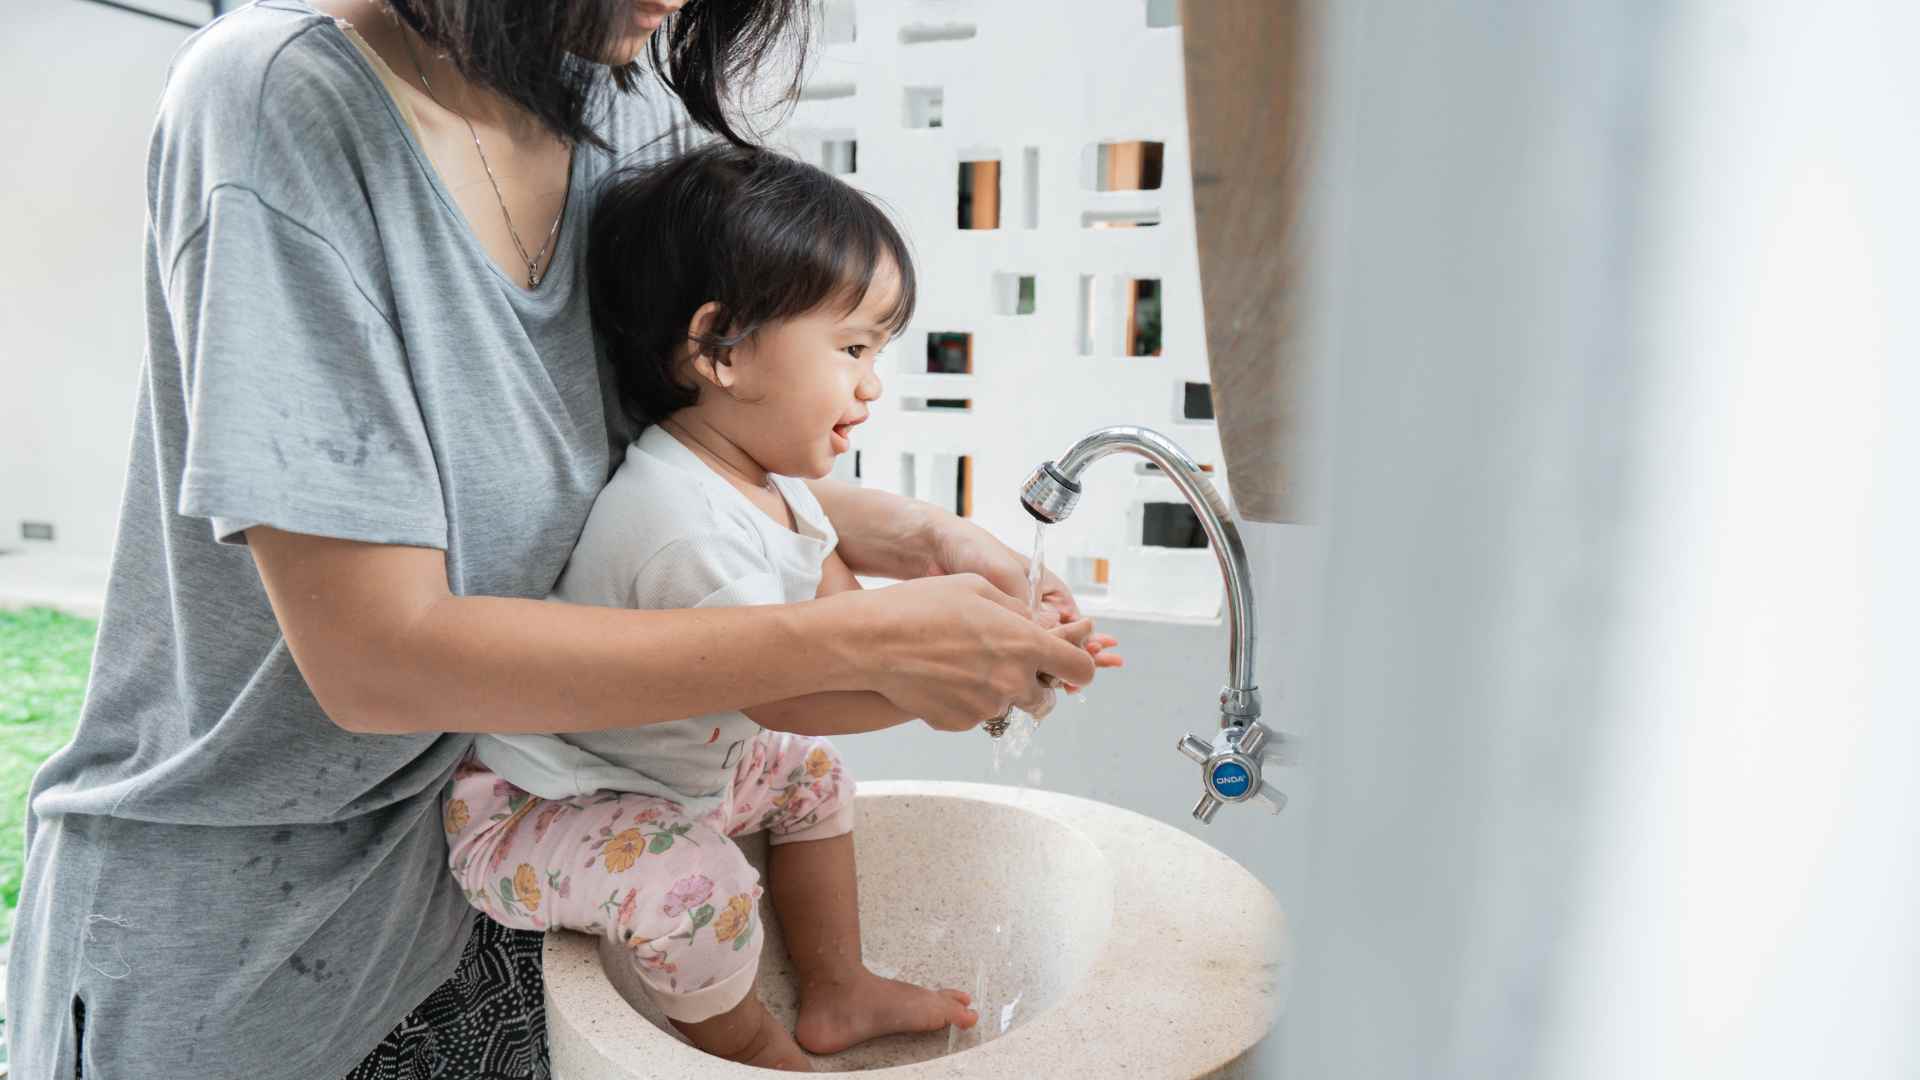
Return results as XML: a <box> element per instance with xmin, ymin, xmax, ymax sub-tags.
<box><xmin>949</xmin><ymin>521</ymin><xmax>1049</xmax><ymax>1054</ymax></box>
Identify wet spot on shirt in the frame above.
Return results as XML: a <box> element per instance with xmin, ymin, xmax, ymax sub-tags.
<box><xmin>271</xmin><ymin>829</ymin><xmax>291</xmax><ymax>844</ymax></box>
<box><xmin>235</xmin><ymin>854</ymin><xmax>262</xmax><ymax>874</ymax></box>
<box><xmin>289</xmin><ymin>953</ymin><xmax>334</xmax><ymax>982</ymax></box>
<box><xmin>352</xmin><ymin>756</ymin><xmax>364</xmax><ymax>774</ymax></box>
<box><xmin>280</xmin><ymin>881</ymin><xmax>295</xmax><ymax>899</ymax></box>
<box><xmin>238</xmin><ymin>935</ymin><xmax>251</xmax><ymax>951</ymax></box>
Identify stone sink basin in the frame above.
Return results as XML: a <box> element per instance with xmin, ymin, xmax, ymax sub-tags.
<box><xmin>546</xmin><ymin>780</ymin><xmax>1285</xmax><ymax>1078</ymax></box>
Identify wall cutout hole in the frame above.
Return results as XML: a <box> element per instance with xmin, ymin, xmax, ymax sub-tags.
<box><xmin>21</xmin><ymin>521</ymin><xmax>55</xmax><ymax>542</ymax></box>
<box><xmin>1084</xmin><ymin>141</ymin><xmax>1165</xmax><ymax>191</ymax></box>
<box><xmin>821</xmin><ymin>138</ymin><xmax>857</xmax><ymax>175</ymax></box>
<box><xmin>820</xmin><ymin>0</ymin><xmax>857</xmax><ymax>43</ymax></box>
<box><xmin>905</xmin><ymin>87</ymin><xmax>944</xmax><ymax>128</ymax></box>
<box><xmin>1067</xmin><ymin>555</ymin><xmax>1111</xmax><ymax>595</ymax></box>
<box><xmin>926</xmin><ymin>332</ymin><xmax>973</xmax><ymax>374</ymax></box>
<box><xmin>1126</xmin><ymin>279</ymin><xmax>1163</xmax><ymax>356</ymax></box>
<box><xmin>899</xmin><ymin>452</ymin><xmax>918</xmax><ymax>499</ymax></box>
<box><xmin>903</xmin><ymin>397</ymin><xmax>973</xmax><ymax>413</ymax></box>
<box><xmin>958</xmin><ymin>160</ymin><xmax>1002</xmax><ymax>229</ymax></box>
<box><xmin>992</xmin><ymin>273</ymin><xmax>1037</xmax><ymax>315</ymax></box>
<box><xmin>1135</xmin><ymin>461</ymin><xmax>1217</xmax><ymax>475</ymax></box>
<box><xmin>1021</xmin><ymin>147</ymin><xmax>1040</xmax><ymax>228</ymax></box>
<box><xmin>1143</xmin><ymin>502</ymin><xmax>1210</xmax><ymax>549</ymax></box>
<box><xmin>1182</xmin><ymin>381</ymin><xmax>1215</xmax><ymax>420</ymax></box>
<box><xmin>928</xmin><ymin>454</ymin><xmax>973</xmax><ymax>517</ymax></box>
<box><xmin>899</xmin><ymin>21</ymin><xmax>977</xmax><ymax>44</ymax></box>
<box><xmin>800</xmin><ymin>82</ymin><xmax>856</xmax><ymax>102</ymax></box>
<box><xmin>1078</xmin><ymin>274</ymin><xmax>1098</xmax><ymax>355</ymax></box>
<box><xmin>1083</xmin><ymin>208</ymin><xmax>1161</xmax><ymax>229</ymax></box>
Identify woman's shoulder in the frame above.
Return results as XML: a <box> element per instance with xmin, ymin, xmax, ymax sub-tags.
<box><xmin>161</xmin><ymin>2</ymin><xmax>370</xmax><ymax>135</ymax></box>
<box><xmin>151</xmin><ymin>3</ymin><xmax>392</xmax><ymax>236</ymax></box>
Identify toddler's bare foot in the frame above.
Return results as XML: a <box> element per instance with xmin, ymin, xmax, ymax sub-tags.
<box><xmin>794</xmin><ymin>971</ymin><xmax>977</xmax><ymax>1056</ymax></box>
<box><xmin>671</xmin><ymin>995</ymin><xmax>814</xmax><ymax>1072</ymax></box>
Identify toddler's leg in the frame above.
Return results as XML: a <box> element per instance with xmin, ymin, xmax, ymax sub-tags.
<box><xmin>443</xmin><ymin>753</ymin><xmax>810</xmax><ymax>1071</ymax></box>
<box><xmin>736</xmin><ymin>733</ymin><xmax>979</xmax><ymax>1054</ymax></box>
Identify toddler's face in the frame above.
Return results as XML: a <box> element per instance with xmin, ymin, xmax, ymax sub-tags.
<box><xmin>717</xmin><ymin>265</ymin><xmax>897</xmax><ymax>479</ymax></box>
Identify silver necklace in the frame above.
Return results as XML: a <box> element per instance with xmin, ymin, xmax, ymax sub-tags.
<box><xmin>399</xmin><ymin>31</ymin><xmax>566</xmax><ymax>287</ymax></box>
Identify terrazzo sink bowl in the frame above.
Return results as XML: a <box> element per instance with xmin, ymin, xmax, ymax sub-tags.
<box><xmin>546</xmin><ymin>780</ymin><xmax>1285</xmax><ymax>1078</ymax></box>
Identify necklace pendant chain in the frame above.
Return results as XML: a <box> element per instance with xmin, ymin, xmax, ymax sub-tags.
<box><xmin>402</xmin><ymin>32</ymin><xmax>565</xmax><ymax>288</ymax></box>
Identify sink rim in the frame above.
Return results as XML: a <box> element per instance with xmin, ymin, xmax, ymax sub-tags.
<box><xmin>546</xmin><ymin>780</ymin><xmax>1287</xmax><ymax>1079</ymax></box>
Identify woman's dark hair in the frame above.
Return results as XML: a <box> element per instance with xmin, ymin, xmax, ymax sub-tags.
<box><xmin>384</xmin><ymin>0</ymin><xmax>809</xmax><ymax>150</ymax></box>
<box><xmin>588</xmin><ymin>143</ymin><xmax>918</xmax><ymax>429</ymax></box>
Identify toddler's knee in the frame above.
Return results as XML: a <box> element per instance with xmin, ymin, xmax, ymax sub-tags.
<box><xmin>765</xmin><ymin>737</ymin><xmax>855</xmax><ymax>843</ymax></box>
<box><xmin>611</xmin><ymin>843</ymin><xmax>766</xmax><ymax>1020</ymax></box>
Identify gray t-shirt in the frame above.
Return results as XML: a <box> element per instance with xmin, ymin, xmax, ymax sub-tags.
<box><xmin>4</xmin><ymin>3</ymin><xmax>701</xmax><ymax>1076</ymax></box>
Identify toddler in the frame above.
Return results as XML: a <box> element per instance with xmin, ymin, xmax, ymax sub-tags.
<box><xmin>440</xmin><ymin>143</ymin><xmax>1115</xmax><ymax>1070</ymax></box>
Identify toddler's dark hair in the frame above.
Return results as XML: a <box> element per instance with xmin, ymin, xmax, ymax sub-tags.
<box><xmin>587</xmin><ymin>142</ymin><xmax>918</xmax><ymax>429</ymax></box>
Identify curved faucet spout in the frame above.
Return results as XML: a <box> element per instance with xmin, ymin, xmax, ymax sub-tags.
<box><xmin>1021</xmin><ymin>425</ymin><xmax>1260</xmax><ymax>725</ymax></box>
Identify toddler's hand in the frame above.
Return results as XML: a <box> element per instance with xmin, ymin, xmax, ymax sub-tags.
<box><xmin>1045</xmin><ymin>618</ymin><xmax>1123</xmax><ymax>695</ymax></box>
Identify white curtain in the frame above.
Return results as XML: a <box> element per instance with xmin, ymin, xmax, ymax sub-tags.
<box><xmin>1284</xmin><ymin>2</ymin><xmax>1920</xmax><ymax>1077</ymax></box>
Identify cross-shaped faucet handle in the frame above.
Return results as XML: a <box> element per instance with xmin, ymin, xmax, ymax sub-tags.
<box><xmin>1178</xmin><ymin>721</ymin><xmax>1287</xmax><ymax>823</ymax></box>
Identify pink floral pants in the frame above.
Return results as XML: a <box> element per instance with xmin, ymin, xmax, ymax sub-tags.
<box><xmin>442</xmin><ymin>730</ymin><xmax>854</xmax><ymax>1022</ymax></box>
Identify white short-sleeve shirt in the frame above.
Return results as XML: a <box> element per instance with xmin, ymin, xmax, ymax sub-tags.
<box><xmin>473</xmin><ymin>424</ymin><xmax>837</xmax><ymax>813</ymax></box>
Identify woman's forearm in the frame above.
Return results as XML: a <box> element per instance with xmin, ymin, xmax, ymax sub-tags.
<box><xmin>360</xmin><ymin>594</ymin><xmax>866</xmax><ymax>735</ymax></box>
<box><xmin>248</xmin><ymin>527</ymin><xmax>875</xmax><ymax>735</ymax></box>
<box><xmin>250</xmin><ymin>526</ymin><xmax>1086</xmax><ymax>737</ymax></box>
<box><xmin>806</xmin><ymin>479</ymin><xmax>943</xmax><ymax>580</ymax></box>
<box><xmin>746</xmin><ymin>691</ymin><xmax>917</xmax><ymax>737</ymax></box>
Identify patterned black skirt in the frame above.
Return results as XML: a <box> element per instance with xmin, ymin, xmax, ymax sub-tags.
<box><xmin>341</xmin><ymin>916</ymin><xmax>549</xmax><ymax>1080</ymax></box>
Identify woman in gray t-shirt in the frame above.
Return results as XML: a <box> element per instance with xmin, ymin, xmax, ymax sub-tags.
<box><xmin>4</xmin><ymin>2</ymin><xmax>1094</xmax><ymax>1077</ymax></box>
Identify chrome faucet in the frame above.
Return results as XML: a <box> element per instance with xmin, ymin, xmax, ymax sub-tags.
<box><xmin>1021</xmin><ymin>425</ymin><xmax>1287</xmax><ymax>823</ymax></box>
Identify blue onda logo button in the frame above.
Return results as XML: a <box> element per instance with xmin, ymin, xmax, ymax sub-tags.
<box><xmin>1210</xmin><ymin>761</ymin><xmax>1252</xmax><ymax>797</ymax></box>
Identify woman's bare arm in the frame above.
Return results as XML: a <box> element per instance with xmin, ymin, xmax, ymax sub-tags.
<box><xmin>807</xmin><ymin>478</ymin><xmax>1082</xmax><ymax>620</ymax></box>
<box><xmin>247</xmin><ymin>527</ymin><xmax>1094</xmax><ymax>736</ymax></box>
<box><xmin>804</xmin><ymin>479</ymin><xmax>942</xmax><ymax>581</ymax></box>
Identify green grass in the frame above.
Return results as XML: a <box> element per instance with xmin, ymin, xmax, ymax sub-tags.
<box><xmin>0</xmin><ymin>608</ymin><xmax>96</xmax><ymax>947</ymax></box>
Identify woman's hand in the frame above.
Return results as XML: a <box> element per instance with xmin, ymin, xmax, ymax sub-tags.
<box><xmin>925</xmin><ymin>511</ymin><xmax>1082</xmax><ymax>625</ymax></box>
<box><xmin>826</xmin><ymin>574</ymin><xmax>1097</xmax><ymax>731</ymax></box>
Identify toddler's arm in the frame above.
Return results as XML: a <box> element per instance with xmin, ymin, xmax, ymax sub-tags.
<box><xmin>745</xmin><ymin>549</ymin><xmax>917</xmax><ymax>736</ymax></box>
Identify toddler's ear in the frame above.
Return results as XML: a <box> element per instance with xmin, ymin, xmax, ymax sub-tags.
<box><xmin>685</xmin><ymin>300</ymin><xmax>738</xmax><ymax>391</ymax></box>
<box><xmin>690</xmin><ymin>347</ymin><xmax>738</xmax><ymax>392</ymax></box>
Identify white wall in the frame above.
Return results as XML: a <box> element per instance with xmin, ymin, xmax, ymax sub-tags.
<box><xmin>0</xmin><ymin>4</ymin><xmax>190</xmax><ymax>557</ymax></box>
<box><xmin>777</xmin><ymin>0</ymin><xmax>1230</xmax><ymax>621</ymax></box>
